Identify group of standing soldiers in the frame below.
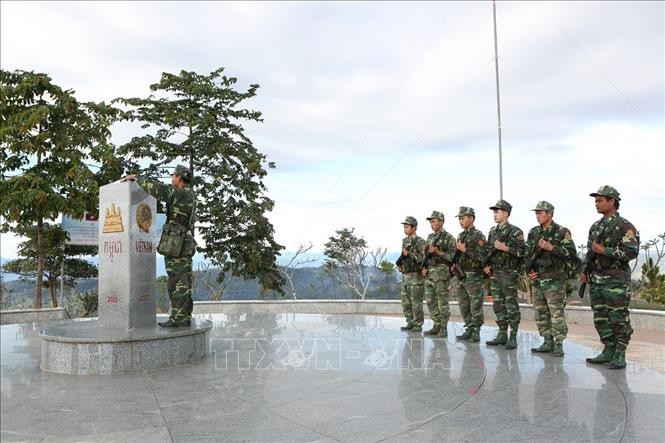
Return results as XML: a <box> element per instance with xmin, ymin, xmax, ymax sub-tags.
<box><xmin>397</xmin><ymin>185</ymin><xmax>639</xmax><ymax>370</ymax></box>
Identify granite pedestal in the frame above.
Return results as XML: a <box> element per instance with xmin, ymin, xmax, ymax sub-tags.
<box><xmin>40</xmin><ymin>317</ymin><xmax>212</xmax><ymax>375</ymax></box>
<box><xmin>40</xmin><ymin>181</ymin><xmax>209</xmax><ymax>375</ymax></box>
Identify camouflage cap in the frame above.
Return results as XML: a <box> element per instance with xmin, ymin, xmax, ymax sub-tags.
<box><xmin>401</xmin><ymin>216</ymin><xmax>418</xmax><ymax>227</ymax></box>
<box><xmin>531</xmin><ymin>201</ymin><xmax>554</xmax><ymax>212</ymax></box>
<box><xmin>489</xmin><ymin>199</ymin><xmax>512</xmax><ymax>214</ymax></box>
<box><xmin>426</xmin><ymin>210</ymin><xmax>445</xmax><ymax>221</ymax></box>
<box><xmin>457</xmin><ymin>206</ymin><xmax>475</xmax><ymax>217</ymax></box>
<box><xmin>173</xmin><ymin>164</ymin><xmax>193</xmax><ymax>182</ymax></box>
<box><xmin>590</xmin><ymin>185</ymin><xmax>620</xmax><ymax>201</ymax></box>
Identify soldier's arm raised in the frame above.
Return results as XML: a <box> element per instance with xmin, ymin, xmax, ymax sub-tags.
<box><xmin>136</xmin><ymin>176</ymin><xmax>174</xmax><ymax>202</ymax></box>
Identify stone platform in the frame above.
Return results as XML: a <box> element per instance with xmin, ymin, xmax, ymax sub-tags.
<box><xmin>40</xmin><ymin>317</ymin><xmax>212</xmax><ymax>375</ymax></box>
<box><xmin>2</xmin><ymin>313</ymin><xmax>664</xmax><ymax>442</ymax></box>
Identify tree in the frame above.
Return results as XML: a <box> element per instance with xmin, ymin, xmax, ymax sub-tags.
<box><xmin>323</xmin><ymin>228</ymin><xmax>386</xmax><ymax>300</ymax></box>
<box><xmin>640</xmin><ymin>257</ymin><xmax>665</xmax><ymax>305</ymax></box>
<box><xmin>196</xmin><ymin>262</ymin><xmax>236</xmax><ymax>301</ymax></box>
<box><xmin>376</xmin><ymin>259</ymin><xmax>399</xmax><ymax>299</ymax></box>
<box><xmin>2</xmin><ymin>224</ymin><xmax>98</xmax><ymax>307</ymax></box>
<box><xmin>279</xmin><ymin>242</ymin><xmax>318</xmax><ymax>300</ymax></box>
<box><xmin>0</xmin><ymin>69</ymin><xmax>118</xmax><ymax>308</ymax></box>
<box><xmin>115</xmin><ymin>67</ymin><xmax>284</xmax><ymax>294</ymax></box>
<box><xmin>637</xmin><ymin>233</ymin><xmax>665</xmax><ymax>305</ymax></box>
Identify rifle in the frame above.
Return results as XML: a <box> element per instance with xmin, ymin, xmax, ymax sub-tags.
<box><xmin>420</xmin><ymin>232</ymin><xmax>444</xmax><ymax>271</ymax></box>
<box><xmin>578</xmin><ymin>225</ymin><xmax>608</xmax><ymax>298</ymax></box>
<box><xmin>396</xmin><ymin>239</ymin><xmax>414</xmax><ymax>268</ymax></box>
<box><xmin>481</xmin><ymin>229</ymin><xmax>510</xmax><ymax>271</ymax></box>
<box><xmin>450</xmin><ymin>231</ymin><xmax>469</xmax><ymax>280</ymax></box>
<box><xmin>524</xmin><ymin>227</ymin><xmax>555</xmax><ymax>274</ymax></box>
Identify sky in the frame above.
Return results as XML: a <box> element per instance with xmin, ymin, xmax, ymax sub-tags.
<box><xmin>1</xmin><ymin>1</ymin><xmax>663</xmax><ymax>265</ymax></box>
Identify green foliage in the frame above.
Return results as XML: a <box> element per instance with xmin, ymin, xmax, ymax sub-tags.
<box><xmin>376</xmin><ymin>260</ymin><xmax>398</xmax><ymax>297</ymax></box>
<box><xmin>639</xmin><ymin>257</ymin><xmax>665</xmax><ymax>305</ymax></box>
<box><xmin>378</xmin><ymin>260</ymin><xmax>395</xmax><ymax>275</ymax></box>
<box><xmin>2</xmin><ymin>224</ymin><xmax>98</xmax><ymax>307</ymax></box>
<box><xmin>115</xmin><ymin>67</ymin><xmax>284</xmax><ymax>294</ymax></box>
<box><xmin>0</xmin><ymin>69</ymin><xmax>118</xmax><ymax>308</ymax></box>
<box><xmin>516</xmin><ymin>272</ymin><xmax>532</xmax><ymax>303</ymax></box>
<box><xmin>76</xmin><ymin>290</ymin><xmax>98</xmax><ymax>317</ymax></box>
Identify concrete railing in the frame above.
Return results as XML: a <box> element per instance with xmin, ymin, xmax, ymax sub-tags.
<box><xmin>194</xmin><ymin>300</ymin><xmax>665</xmax><ymax>331</ymax></box>
<box><xmin>3</xmin><ymin>301</ymin><xmax>662</xmax><ymax>331</ymax></box>
<box><xmin>1</xmin><ymin>307</ymin><xmax>67</xmax><ymax>325</ymax></box>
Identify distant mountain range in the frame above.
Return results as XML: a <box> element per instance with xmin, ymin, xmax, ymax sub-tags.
<box><xmin>1</xmin><ymin>249</ymin><xmax>661</xmax><ymax>309</ymax></box>
<box><xmin>1</xmin><ymin>264</ymin><xmax>402</xmax><ymax>310</ymax></box>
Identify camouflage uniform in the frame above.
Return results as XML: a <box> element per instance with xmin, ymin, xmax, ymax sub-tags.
<box><xmin>455</xmin><ymin>207</ymin><xmax>489</xmax><ymax>341</ymax></box>
<box><xmin>524</xmin><ymin>201</ymin><xmax>577</xmax><ymax>354</ymax></box>
<box><xmin>584</xmin><ymin>186</ymin><xmax>639</xmax><ymax>368</ymax></box>
<box><xmin>136</xmin><ymin>165</ymin><xmax>195</xmax><ymax>325</ymax></box>
<box><xmin>399</xmin><ymin>217</ymin><xmax>427</xmax><ymax>331</ymax></box>
<box><xmin>423</xmin><ymin>211</ymin><xmax>457</xmax><ymax>337</ymax></box>
<box><xmin>486</xmin><ymin>200</ymin><xmax>524</xmax><ymax>347</ymax></box>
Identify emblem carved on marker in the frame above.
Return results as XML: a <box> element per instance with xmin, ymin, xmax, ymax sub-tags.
<box><xmin>102</xmin><ymin>204</ymin><xmax>124</xmax><ymax>233</ymax></box>
<box><xmin>136</xmin><ymin>203</ymin><xmax>152</xmax><ymax>233</ymax></box>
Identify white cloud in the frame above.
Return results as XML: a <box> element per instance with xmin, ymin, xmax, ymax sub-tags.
<box><xmin>1</xmin><ymin>1</ymin><xmax>663</xmax><ymax>261</ymax></box>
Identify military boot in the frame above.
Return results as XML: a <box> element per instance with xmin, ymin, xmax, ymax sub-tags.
<box><xmin>400</xmin><ymin>324</ymin><xmax>414</xmax><ymax>331</ymax></box>
<box><xmin>504</xmin><ymin>330</ymin><xmax>518</xmax><ymax>350</ymax></box>
<box><xmin>410</xmin><ymin>326</ymin><xmax>422</xmax><ymax>333</ymax></box>
<box><xmin>531</xmin><ymin>335</ymin><xmax>554</xmax><ymax>353</ymax></box>
<box><xmin>608</xmin><ymin>350</ymin><xmax>626</xmax><ymax>369</ymax></box>
<box><xmin>469</xmin><ymin>327</ymin><xmax>481</xmax><ymax>342</ymax></box>
<box><xmin>486</xmin><ymin>329</ymin><xmax>508</xmax><ymax>346</ymax></box>
<box><xmin>424</xmin><ymin>325</ymin><xmax>441</xmax><ymax>336</ymax></box>
<box><xmin>552</xmin><ymin>342</ymin><xmax>564</xmax><ymax>357</ymax></box>
<box><xmin>456</xmin><ymin>328</ymin><xmax>471</xmax><ymax>340</ymax></box>
<box><xmin>586</xmin><ymin>346</ymin><xmax>615</xmax><ymax>364</ymax></box>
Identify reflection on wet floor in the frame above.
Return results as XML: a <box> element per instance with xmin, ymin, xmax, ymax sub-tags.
<box><xmin>2</xmin><ymin>313</ymin><xmax>664</xmax><ymax>442</ymax></box>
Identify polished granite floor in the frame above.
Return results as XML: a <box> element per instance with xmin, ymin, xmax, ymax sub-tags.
<box><xmin>1</xmin><ymin>313</ymin><xmax>664</xmax><ymax>442</ymax></box>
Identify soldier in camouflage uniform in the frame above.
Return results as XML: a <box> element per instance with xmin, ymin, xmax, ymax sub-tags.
<box><xmin>583</xmin><ymin>186</ymin><xmax>639</xmax><ymax>370</ymax></box>
<box><xmin>483</xmin><ymin>200</ymin><xmax>524</xmax><ymax>349</ymax></box>
<box><xmin>525</xmin><ymin>201</ymin><xmax>577</xmax><ymax>357</ymax></box>
<box><xmin>123</xmin><ymin>165</ymin><xmax>196</xmax><ymax>327</ymax></box>
<box><xmin>422</xmin><ymin>211</ymin><xmax>457</xmax><ymax>337</ymax></box>
<box><xmin>454</xmin><ymin>206</ymin><xmax>489</xmax><ymax>342</ymax></box>
<box><xmin>398</xmin><ymin>216</ymin><xmax>427</xmax><ymax>332</ymax></box>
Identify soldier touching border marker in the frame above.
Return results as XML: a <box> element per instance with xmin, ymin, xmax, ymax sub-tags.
<box><xmin>123</xmin><ymin>165</ymin><xmax>196</xmax><ymax>327</ymax></box>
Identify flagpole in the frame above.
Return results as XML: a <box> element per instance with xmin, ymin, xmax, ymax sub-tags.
<box><xmin>492</xmin><ymin>0</ymin><xmax>504</xmax><ymax>200</ymax></box>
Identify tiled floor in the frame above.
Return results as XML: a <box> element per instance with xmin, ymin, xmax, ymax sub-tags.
<box><xmin>1</xmin><ymin>313</ymin><xmax>663</xmax><ymax>442</ymax></box>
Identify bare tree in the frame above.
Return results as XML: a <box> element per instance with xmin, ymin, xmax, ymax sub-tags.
<box><xmin>323</xmin><ymin>228</ymin><xmax>386</xmax><ymax>300</ymax></box>
<box><xmin>279</xmin><ymin>242</ymin><xmax>318</xmax><ymax>300</ymax></box>
<box><xmin>196</xmin><ymin>262</ymin><xmax>233</xmax><ymax>301</ymax></box>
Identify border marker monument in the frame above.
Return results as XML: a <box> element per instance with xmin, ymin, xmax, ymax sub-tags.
<box><xmin>40</xmin><ymin>181</ymin><xmax>211</xmax><ymax>375</ymax></box>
